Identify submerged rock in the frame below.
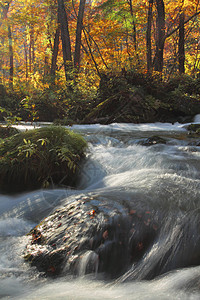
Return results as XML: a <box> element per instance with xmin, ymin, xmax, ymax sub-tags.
<box><xmin>138</xmin><ymin>135</ymin><xmax>166</xmax><ymax>146</ymax></box>
<box><xmin>187</xmin><ymin>124</ymin><xmax>200</xmax><ymax>135</ymax></box>
<box><xmin>119</xmin><ymin>211</ymin><xmax>200</xmax><ymax>282</ymax></box>
<box><xmin>24</xmin><ymin>195</ymin><xmax>158</xmax><ymax>278</ymax></box>
<box><xmin>24</xmin><ymin>194</ymin><xmax>200</xmax><ymax>280</ymax></box>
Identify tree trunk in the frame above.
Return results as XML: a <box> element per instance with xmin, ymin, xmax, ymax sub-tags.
<box><xmin>29</xmin><ymin>36</ymin><xmax>32</xmax><ymax>74</ymax></box>
<box><xmin>178</xmin><ymin>12</ymin><xmax>185</xmax><ymax>73</ymax></box>
<box><xmin>1</xmin><ymin>1</ymin><xmax>13</xmax><ymax>88</ymax></box>
<box><xmin>0</xmin><ymin>7</ymin><xmax>5</xmax><ymax>84</ymax></box>
<box><xmin>83</xmin><ymin>30</ymin><xmax>101</xmax><ymax>77</ymax></box>
<box><xmin>127</xmin><ymin>0</ymin><xmax>137</xmax><ymax>51</ymax></box>
<box><xmin>153</xmin><ymin>0</ymin><xmax>165</xmax><ymax>72</ymax></box>
<box><xmin>44</xmin><ymin>55</ymin><xmax>49</xmax><ymax>79</ymax></box>
<box><xmin>29</xmin><ymin>27</ymin><xmax>34</xmax><ymax>74</ymax></box>
<box><xmin>24</xmin><ymin>41</ymin><xmax>28</xmax><ymax>81</ymax></box>
<box><xmin>50</xmin><ymin>25</ymin><xmax>60</xmax><ymax>84</ymax></box>
<box><xmin>8</xmin><ymin>25</ymin><xmax>13</xmax><ymax>89</ymax></box>
<box><xmin>146</xmin><ymin>0</ymin><xmax>153</xmax><ymax>73</ymax></box>
<box><xmin>57</xmin><ymin>0</ymin><xmax>72</xmax><ymax>81</ymax></box>
<box><xmin>74</xmin><ymin>0</ymin><xmax>86</xmax><ymax>69</ymax></box>
<box><xmin>127</xmin><ymin>0</ymin><xmax>141</xmax><ymax>65</ymax></box>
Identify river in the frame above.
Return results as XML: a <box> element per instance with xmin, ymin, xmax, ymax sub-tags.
<box><xmin>0</xmin><ymin>119</ymin><xmax>200</xmax><ymax>299</ymax></box>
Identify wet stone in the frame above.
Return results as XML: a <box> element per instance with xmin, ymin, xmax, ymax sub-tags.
<box><xmin>138</xmin><ymin>135</ymin><xmax>167</xmax><ymax>146</ymax></box>
<box><xmin>24</xmin><ymin>195</ymin><xmax>159</xmax><ymax>278</ymax></box>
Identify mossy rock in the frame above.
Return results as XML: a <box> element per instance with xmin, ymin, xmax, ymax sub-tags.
<box><xmin>138</xmin><ymin>135</ymin><xmax>166</xmax><ymax>146</ymax></box>
<box><xmin>187</xmin><ymin>124</ymin><xmax>200</xmax><ymax>133</ymax></box>
<box><xmin>186</xmin><ymin>124</ymin><xmax>200</xmax><ymax>138</ymax></box>
<box><xmin>0</xmin><ymin>126</ymin><xmax>87</xmax><ymax>193</ymax></box>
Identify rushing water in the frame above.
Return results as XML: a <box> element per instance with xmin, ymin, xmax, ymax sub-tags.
<box><xmin>0</xmin><ymin>120</ymin><xmax>200</xmax><ymax>299</ymax></box>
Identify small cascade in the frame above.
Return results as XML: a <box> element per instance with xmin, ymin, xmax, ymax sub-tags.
<box><xmin>0</xmin><ymin>120</ymin><xmax>200</xmax><ymax>299</ymax></box>
<box><xmin>193</xmin><ymin>114</ymin><xmax>200</xmax><ymax>122</ymax></box>
<box><xmin>78</xmin><ymin>250</ymin><xmax>99</xmax><ymax>277</ymax></box>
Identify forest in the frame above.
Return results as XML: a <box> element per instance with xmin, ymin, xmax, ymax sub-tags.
<box><xmin>0</xmin><ymin>0</ymin><xmax>200</xmax><ymax>123</ymax></box>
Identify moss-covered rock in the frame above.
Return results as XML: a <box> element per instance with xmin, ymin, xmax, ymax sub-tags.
<box><xmin>138</xmin><ymin>135</ymin><xmax>167</xmax><ymax>146</ymax></box>
<box><xmin>187</xmin><ymin>124</ymin><xmax>200</xmax><ymax>134</ymax></box>
<box><xmin>186</xmin><ymin>124</ymin><xmax>200</xmax><ymax>141</ymax></box>
<box><xmin>0</xmin><ymin>126</ymin><xmax>87</xmax><ymax>193</ymax></box>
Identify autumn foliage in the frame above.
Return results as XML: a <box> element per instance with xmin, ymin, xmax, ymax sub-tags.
<box><xmin>0</xmin><ymin>0</ymin><xmax>199</xmax><ymax>107</ymax></box>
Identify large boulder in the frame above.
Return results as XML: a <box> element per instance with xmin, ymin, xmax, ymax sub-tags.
<box><xmin>24</xmin><ymin>195</ymin><xmax>158</xmax><ymax>278</ymax></box>
<box><xmin>0</xmin><ymin>126</ymin><xmax>87</xmax><ymax>193</ymax></box>
<box><xmin>24</xmin><ymin>194</ymin><xmax>200</xmax><ymax>280</ymax></box>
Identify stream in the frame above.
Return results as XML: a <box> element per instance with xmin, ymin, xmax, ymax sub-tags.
<box><xmin>0</xmin><ymin>118</ymin><xmax>200</xmax><ymax>299</ymax></box>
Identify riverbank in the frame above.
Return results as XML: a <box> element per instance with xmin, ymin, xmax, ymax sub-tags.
<box><xmin>1</xmin><ymin>72</ymin><xmax>200</xmax><ymax>125</ymax></box>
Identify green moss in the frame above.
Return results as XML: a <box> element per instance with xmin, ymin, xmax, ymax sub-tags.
<box><xmin>0</xmin><ymin>126</ymin><xmax>87</xmax><ymax>193</ymax></box>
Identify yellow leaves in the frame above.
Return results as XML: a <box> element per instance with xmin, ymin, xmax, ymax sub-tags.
<box><xmin>165</xmin><ymin>0</ymin><xmax>198</xmax><ymax>16</ymax></box>
<box><xmin>9</xmin><ymin>0</ymin><xmax>47</xmax><ymax>26</ymax></box>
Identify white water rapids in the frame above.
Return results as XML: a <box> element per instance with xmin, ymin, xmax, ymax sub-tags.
<box><xmin>0</xmin><ymin>120</ymin><xmax>200</xmax><ymax>299</ymax></box>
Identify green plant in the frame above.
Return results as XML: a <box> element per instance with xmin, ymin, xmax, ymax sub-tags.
<box><xmin>20</xmin><ymin>96</ymin><xmax>38</xmax><ymax>122</ymax></box>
